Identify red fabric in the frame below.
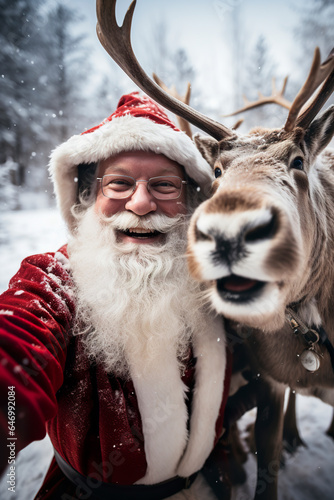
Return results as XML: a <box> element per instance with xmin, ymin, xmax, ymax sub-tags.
<box><xmin>46</xmin><ymin>342</ymin><xmax>197</xmax><ymax>485</ymax></box>
<box><xmin>214</xmin><ymin>346</ymin><xmax>233</xmax><ymax>446</ymax></box>
<box><xmin>0</xmin><ymin>247</ymin><xmax>231</xmax><ymax>498</ymax></box>
<box><xmin>0</xmin><ymin>246</ymin><xmax>74</xmax><ymax>473</ymax></box>
<box><xmin>82</xmin><ymin>92</ymin><xmax>180</xmax><ymax>136</ymax></box>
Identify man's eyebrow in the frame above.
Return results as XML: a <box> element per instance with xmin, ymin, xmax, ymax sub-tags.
<box><xmin>103</xmin><ymin>166</ymin><xmax>129</xmax><ymax>175</ymax></box>
<box><xmin>103</xmin><ymin>166</ymin><xmax>182</xmax><ymax>176</ymax></box>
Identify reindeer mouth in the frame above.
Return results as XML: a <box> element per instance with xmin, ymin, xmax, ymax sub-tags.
<box><xmin>217</xmin><ymin>274</ymin><xmax>266</xmax><ymax>302</ymax></box>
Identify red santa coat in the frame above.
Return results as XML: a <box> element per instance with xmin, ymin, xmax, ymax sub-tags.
<box><xmin>0</xmin><ymin>246</ymin><xmax>231</xmax><ymax>498</ymax></box>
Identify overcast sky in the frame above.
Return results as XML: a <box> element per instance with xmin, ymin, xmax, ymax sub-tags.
<box><xmin>69</xmin><ymin>0</ymin><xmax>301</xmax><ymax>68</ymax></box>
<box><xmin>53</xmin><ymin>0</ymin><xmax>318</xmax><ymax>119</ymax></box>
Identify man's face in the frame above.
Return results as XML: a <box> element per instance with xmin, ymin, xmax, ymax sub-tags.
<box><xmin>95</xmin><ymin>150</ymin><xmax>187</xmax><ymax>244</ymax></box>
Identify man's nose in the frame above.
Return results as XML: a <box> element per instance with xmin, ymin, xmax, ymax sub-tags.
<box><xmin>124</xmin><ymin>182</ymin><xmax>157</xmax><ymax>215</ymax></box>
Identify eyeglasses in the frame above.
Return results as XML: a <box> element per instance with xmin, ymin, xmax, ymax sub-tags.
<box><xmin>97</xmin><ymin>174</ymin><xmax>187</xmax><ymax>200</ymax></box>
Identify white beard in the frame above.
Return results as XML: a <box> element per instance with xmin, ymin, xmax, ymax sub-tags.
<box><xmin>67</xmin><ymin>205</ymin><xmax>227</xmax><ymax>484</ymax></box>
<box><xmin>67</xmin><ymin>206</ymin><xmax>207</xmax><ymax>379</ymax></box>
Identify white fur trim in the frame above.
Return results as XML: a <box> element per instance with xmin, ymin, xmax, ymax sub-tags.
<box><xmin>49</xmin><ymin>114</ymin><xmax>213</xmax><ymax>232</ymax></box>
<box><xmin>177</xmin><ymin>314</ymin><xmax>227</xmax><ymax>477</ymax></box>
<box><xmin>130</xmin><ymin>345</ymin><xmax>189</xmax><ymax>484</ymax></box>
<box><xmin>130</xmin><ymin>313</ymin><xmax>227</xmax><ymax>484</ymax></box>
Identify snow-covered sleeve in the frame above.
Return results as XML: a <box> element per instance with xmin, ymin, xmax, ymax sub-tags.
<box><xmin>0</xmin><ymin>247</ymin><xmax>75</xmax><ymax>473</ymax></box>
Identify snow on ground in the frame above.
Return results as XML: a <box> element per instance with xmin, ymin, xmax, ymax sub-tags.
<box><xmin>0</xmin><ymin>208</ymin><xmax>334</xmax><ymax>499</ymax></box>
<box><xmin>0</xmin><ymin>208</ymin><xmax>68</xmax><ymax>292</ymax></box>
<box><xmin>233</xmin><ymin>400</ymin><xmax>334</xmax><ymax>500</ymax></box>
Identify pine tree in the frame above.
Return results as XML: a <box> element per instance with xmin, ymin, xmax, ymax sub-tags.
<box><xmin>41</xmin><ymin>4</ymin><xmax>90</xmax><ymax>144</ymax></box>
<box><xmin>240</xmin><ymin>36</ymin><xmax>285</xmax><ymax>129</ymax></box>
<box><xmin>294</xmin><ymin>0</ymin><xmax>334</xmax><ymax>108</ymax></box>
<box><xmin>0</xmin><ymin>0</ymin><xmax>44</xmax><ymax>185</ymax></box>
<box><xmin>295</xmin><ymin>0</ymin><xmax>334</xmax><ymax>57</ymax></box>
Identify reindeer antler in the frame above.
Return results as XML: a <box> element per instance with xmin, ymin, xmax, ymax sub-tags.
<box><xmin>152</xmin><ymin>73</ymin><xmax>193</xmax><ymax>138</ymax></box>
<box><xmin>285</xmin><ymin>47</ymin><xmax>334</xmax><ymax>131</ymax></box>
<box><xmin>96</xmin><ymin>0</ymin><xmax>234</xmax><ymax>140</ymax></box>
<box><xmin>224</xmin><ymin>76</ymin><xmax>291</xmax><ymax>117</ymax></box>
<box><xmin>224</xmin><ymin>48</ymin><xmax>334</xmax><ymax>133</ymax></box>
<box><xmin>152</xmin><ymin>74</ymin><xmax>192</xmax><ymax>106</ymax></box>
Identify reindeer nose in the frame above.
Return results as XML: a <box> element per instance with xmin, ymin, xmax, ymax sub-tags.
<box><xmin>194</xmin><ymin>206</ymin><xmax>279</xmax><ymax>271</ymax></box>
<box><xmin>244</xmin><ymin>209</ymin><xmax>278</xmax><ymax>243</ymax></box>
<box><xmin>196</xmin><ymin>207</ymin><xmax>278</xmax><ymax>245</ymax></box>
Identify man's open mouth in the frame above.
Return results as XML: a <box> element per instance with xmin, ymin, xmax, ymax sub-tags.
<box><xmin>119</xmin><ymin>228</ymin><xmax>162</xmax><ymax>239</ymax></box>
<box><xmin>217</xmin><ymin>274</ymin><xmax>266</xmax><ymax>303</ymax></box>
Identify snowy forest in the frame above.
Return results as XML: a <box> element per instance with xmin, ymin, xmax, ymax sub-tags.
<box><xmin>1</xmin><ymin>0</ymin><xmax>334</xmax><ymax>212</ymax></box>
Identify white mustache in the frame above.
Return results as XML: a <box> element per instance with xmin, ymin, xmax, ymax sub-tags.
<box><xmin>100</xmin><ymin>211</ymin><xmax>187</xmax><ymax>233</ymax></box>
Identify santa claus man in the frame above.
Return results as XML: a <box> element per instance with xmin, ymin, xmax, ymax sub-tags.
<box><xmin>0</xmin><ymin>93</ymin><xmax>231</xmax><ymax>499</ymax></box>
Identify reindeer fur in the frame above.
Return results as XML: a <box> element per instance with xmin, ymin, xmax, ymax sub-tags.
<box><xmin>187</xmin><ymin>107</ymin><xmax>334</xmax><ymax>500</ymax></box>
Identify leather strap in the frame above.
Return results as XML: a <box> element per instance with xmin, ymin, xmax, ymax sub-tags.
<box><xmin>54</xmin><ymin>449</ymin><xmax>198</xmax><ymax>500</ymax></box>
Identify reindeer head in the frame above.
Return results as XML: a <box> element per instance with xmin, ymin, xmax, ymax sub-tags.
<box><xmin>96</xmin><ymin>0</ymin><xmax>334</xmax><ymax>331</ymax></box>
<box><xmin>185</xmin><ymin>49</ymin><xmax>334</xmax><ymax>331</ymax></box>
<box><xmin>188</xmin><ymin>108</ymin><xmax>334</xmax><ymax>331</ymax></box>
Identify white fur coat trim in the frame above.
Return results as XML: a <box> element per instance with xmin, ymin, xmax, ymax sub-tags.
<box><xmin>130</xmin><ymin>343</ymin><xmax>189</xmax><ymax>485</ymax></box>
<box><xmin>177</xmin><ymin>314</ymin><xmax>226</xmax><ymax>477</ymax></box>
<box><xmin>48</xmin><ymin>114</ymin><xmax>213</xmax><ymax>232</ymax></box>
<box><xmin>131</xmin><ymin>314</ymin><xmax>226</xmax><ymax>485</ymax></box>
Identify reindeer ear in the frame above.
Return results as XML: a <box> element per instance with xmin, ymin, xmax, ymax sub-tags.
<box><xmin>304</xmin><ymin>105</ymin><xmax>334</xmax><ymax>157</ymax></box>
<box><xmin>194</xmin><ymin>134</ymin><xmax>219</xmax><ymax>168</ymax></box>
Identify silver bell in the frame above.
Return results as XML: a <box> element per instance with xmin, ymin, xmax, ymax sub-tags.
<box><xmin>300</xmin><ymin>349</ymin><xmax>321</xmax><ymax>372</ymax></box>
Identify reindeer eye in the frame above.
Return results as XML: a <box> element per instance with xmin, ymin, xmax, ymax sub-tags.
<box><xmin>214</xmin><ymin>167</ymin><xmax>222</xmax><ymax>178</ymax></box>
<box><xmin>290</xmin><ymin>157</ymin><xmax>304</xmax><ymax>170</ymax></box>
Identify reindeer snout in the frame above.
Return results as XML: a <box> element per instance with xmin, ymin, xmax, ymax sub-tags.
<box><xmin>196</xmin><ymin>206</ymin><xmax>279</xmax><ymax>266</ymax></box>
<box><xmin>244</xmin><ymin>209</ymin><xmax>279</xmax><ymax>243</ymax></box>
<box><xmin>188</xmin><ymin>198</ymin><xmax>297</xmax><ymax>284</ymax></box>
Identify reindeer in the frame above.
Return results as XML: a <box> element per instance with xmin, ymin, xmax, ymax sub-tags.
<box><xmin>155</xmin><ymin>63</ymin><xmax>334</xmax><ymax>487</ymax></box>
<box><xmin>185</xmin><ymin>48</ymin><xmax>334</xmax><ymax>498</ymax></box>
<box><xmin>95</xmin><ymin>1</ymin><xmax>334</xmax><ymax>498</ymax></box>
<box><xmin>185</xmin><ymin>49</ymin><xmax>334</xmax><ymax>499</ymax></box>
<box><xmin>222</xmin><ymin>70</ymin><xmax>334</xmax><ymax>448</ymax></box>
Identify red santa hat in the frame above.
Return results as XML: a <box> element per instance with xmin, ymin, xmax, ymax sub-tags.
<box><xmin>49</xmin><ymin>92</ymin><xmax>213</xmax><ymax>232</ymax></box>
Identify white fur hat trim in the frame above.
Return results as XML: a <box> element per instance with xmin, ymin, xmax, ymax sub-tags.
<box><xmin>49</xmin><ymin>114</ymin><xmax>213</xmax><ymax>232</ymax></box>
